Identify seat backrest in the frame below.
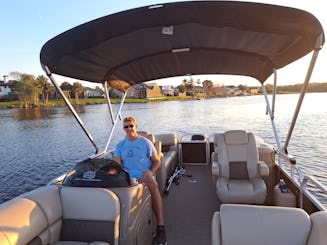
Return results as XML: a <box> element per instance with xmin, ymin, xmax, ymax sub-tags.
<box><xmin>218</xmin><ymin>130</ymin><xmax>259</xmax><ymax>179</ymax></box>
<box><xmin>0</xmin><ymin>186</ymin><xmax>119</xmax><ymax>245</ymax></box>
<box><xmin>155</xmin><ymin>133</ymin><xmax>178</xmax><ymax>152</ymax></box>
<box><xmin>212</xmin><ymin>204</ymin><xmax>311</xmax><ymax>245</ymax></box>
<box><xmin>0</xmin><ymin>197</ymin><xmax>48</xmax><ymax>245</ymax></box>
<box><xmin>23</xmin><ymin>185</ymin><xmax>62</xmax><ymax>244</ymax></box>
<box><xmin>137</xmin><ymin>131</ymin><xmax>155</xmax><ymax>143</ymax></box>
<box><xmin>0</xmin><ymin>185</ymin><xmax>62</xmax><ymax>245</ymax></box>
<box><xmin>307</xmin><ymin>211</ymin><xmax>327</xmax><ymax>245</ymax></box>
<box><xmin>60</xmin><ymin>187</ymin><xmax>120</xmax><ymax>245</ymax></box>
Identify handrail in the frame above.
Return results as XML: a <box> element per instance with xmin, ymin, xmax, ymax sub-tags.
<box><xmin>275</xmin><ymin>151</ymin><xmax>327</xmax><ymax>210</ymax></box>
<box><xmin>277</xmin><ymin>153</ymin><xmax>327</xmax><ymax>210</ymax></box>
<box><xmin>300</xmin><ymin>175</ymin><xmax>327</xmax><ymax>210</ymax></box>
<box><xmin>275</xmin><ymin>149</ymin><xmax>297</xmax><ymax>165</ymax></box>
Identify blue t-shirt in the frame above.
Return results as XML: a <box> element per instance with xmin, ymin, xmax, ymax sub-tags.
<box><xmin>114</xmin><ymin>136</ymin><xmax>157</xmax><ymax>179</ymax></box>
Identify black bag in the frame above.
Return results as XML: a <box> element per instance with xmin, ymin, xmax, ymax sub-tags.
<box><xmin>65</xmin><ymin>160</ymin><xmax>131</xmax><ymax>188</ymax></box>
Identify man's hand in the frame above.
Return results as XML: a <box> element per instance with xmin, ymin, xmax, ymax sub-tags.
<box><xmin>142</xmin><ymin>170</ymin><xmax>155</xmax><ymax>185</ymax></box>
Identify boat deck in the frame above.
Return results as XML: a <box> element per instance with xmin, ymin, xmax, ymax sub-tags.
<box><xmin>163</xmin><ymin>165</ymin><xmax>219</xmax><ymax>244</ymax></box>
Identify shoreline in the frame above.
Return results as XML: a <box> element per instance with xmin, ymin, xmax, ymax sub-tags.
<box><xmin>0</xmin><ymin>91</ymin><xmax>315</xmax><ymax>110</ymax></box>
<box><xmin>0</xmin><ymin>96</ymin><xmax>197</xmax><ymax>110</ymax></box>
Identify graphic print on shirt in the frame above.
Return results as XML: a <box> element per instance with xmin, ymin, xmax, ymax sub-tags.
<box><xmin>122</xmin><ymin>144</ymin><xmax>152</xmax><ymax>179</ymax></box>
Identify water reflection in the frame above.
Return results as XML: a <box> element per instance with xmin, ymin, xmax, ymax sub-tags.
<box><xmin>12</xmin><ymin>107</ymin><xmax>54</xmax><ymax>120</ymax></box>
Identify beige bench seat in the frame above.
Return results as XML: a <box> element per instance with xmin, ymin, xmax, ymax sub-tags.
<box><xmin>154</xmin><ymin>133</ymin><xmax>178</xmax><ymax>193</ymax></box>
<box><xmin>212</xmin><ymin>204</ymin><xmax>327</xmax><ymax>245</ymax></box>
<box><xmin>0</xmin><ymin>186</ymin><xmax>119</xmax><ymax>245</ymax></box>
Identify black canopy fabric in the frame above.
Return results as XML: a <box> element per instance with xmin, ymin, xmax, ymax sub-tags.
<box><xmin>40</xmin><ymin>1</ymin><xmax>325</xmax><ymax>85</ymax></box>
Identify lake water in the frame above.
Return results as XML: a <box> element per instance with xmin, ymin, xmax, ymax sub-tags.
<box><xmin>1</xmin><ymin>93</ymin><xmax>327</xmax><ymax>203</ymax></box>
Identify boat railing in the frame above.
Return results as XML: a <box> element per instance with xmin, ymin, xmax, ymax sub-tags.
<box><xmin>276</xmin><ymin>151</ymin><xmax>327</xmax><ymax>210</ymax></box>
<box><xmin>300</xmin><ymin>175</ymin><xmax>327</xmax><ymax>210</ymax></box>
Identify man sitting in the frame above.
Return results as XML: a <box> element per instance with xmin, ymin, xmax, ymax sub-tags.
<box><xmin>114</xmin><ymin>116</ymin><xmax>167</xmax><ymax>245</ymax></box>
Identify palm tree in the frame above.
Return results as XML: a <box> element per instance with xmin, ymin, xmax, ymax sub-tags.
<box><xmin>60</xmin><ymin>81</ymin><xmax>73</xmax><ymax>99</ymax></box>
<box><xmin>182</xmin><ymin>78</ymin><xmax>194</xmax><ymax>96</ymax></box>
<box><xmin>14</xmin><ymin>74</ymin><xmax>35</xmax><ymax>108</ymax></box>
<box><xmin>202</xmin><ymin>80</ymin><xmax>213</xmax><ymax>98</ymax></box>
<box><xmin>72</xmin><ymin>82</ymin><xmax>83</xmax><ymax>104</ymax></box>
<box><xmin>37</xmin><ymin>75</ymin><xmax>54</xmax><ymax>104</ymax></box>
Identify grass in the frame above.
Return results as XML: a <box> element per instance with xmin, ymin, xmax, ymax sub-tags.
<box><xmin>0</xmin><ymin>96</ymin><xmax>195</xmax><ymax>109</ymax></box>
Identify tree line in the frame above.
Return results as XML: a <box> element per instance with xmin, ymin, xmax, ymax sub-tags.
<box><xmin>2</xmin><ymin>71</ymin><xmax>326</xmax><ymax>107</ymax></box>
<box><xmin>1</xmin><ymin>72</ymin><xmax>85</xmax><ymax>108</ymax></box>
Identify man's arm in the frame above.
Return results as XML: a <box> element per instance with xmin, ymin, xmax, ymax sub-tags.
<box><xmin>150</xmin><ymin>153</ymin><xmax>161</xmax><ymax>174</ymax></box>
<box><xmin>113</xmin><ymin>156</ymin><xmax>122</xmax><ymax>165</ymax></box>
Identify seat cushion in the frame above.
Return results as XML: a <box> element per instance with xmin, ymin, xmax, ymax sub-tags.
<box><xmin>60</xmin><ymin>187</ymin><xmax>119</xmax><ymax>244</ymax></box>
<box><xmin>217</xmin><ymin>177</ymin><xmax>266</xmax><ymax>204</ymax></box>
<box><xmin>214</xmin><ymin>204</ymin><xmax>311</xmax><ymax>245</ymax></box>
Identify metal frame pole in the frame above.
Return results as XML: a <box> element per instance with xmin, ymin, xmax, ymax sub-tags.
<box><xmin>283</xmin><ymin>48</ymin><xmax>321</xmax><ymax>152</ymax></box>
<box><xmin>104</xmin><ymin>92</ymin><xmax>128</xmax><ymax>152</ymax></box>
<box><xmin>103</xmin><ymin>81</ymin><xmax>122</xmax><ymax>125</ymax></box>
<box><xmin>262</xmin><ymin>83</ymin><xmax>282</xmax><ymax>150</ymax></box>
<box><xmin>42</xmin><ymin>65</ymin><xmax>100</xmax><ymax>153</ymax></box>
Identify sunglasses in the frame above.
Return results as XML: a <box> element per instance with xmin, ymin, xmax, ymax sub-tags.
<box><xmin>124</xmin><ymin>124</ymin><xmax>134</xmax><ymax>129</ymax></box>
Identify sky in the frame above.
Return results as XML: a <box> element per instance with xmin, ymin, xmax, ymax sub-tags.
<box><xmin>1</xmin><ymin>0</ymin><xmax>326</xmax><ymax>88</ymax></box>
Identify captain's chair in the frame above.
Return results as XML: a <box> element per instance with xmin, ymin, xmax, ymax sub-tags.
<box><xmin>213</xmin><ymin>130</ymin><xmax>269</xmax><ymax>204</ymax></box>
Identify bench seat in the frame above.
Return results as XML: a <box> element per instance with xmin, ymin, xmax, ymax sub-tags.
<box><xmin>154</xmin><ymin>133</ymin><xmax>178</xmax><ymax>193</ymax></box>
<box><xmin>212</xmin><ymin>204</ymin><xmax>327</xmax><ymax>245</ymax></box>
<box><xmin>0</xmin><ymin>186</ymin><xmax>119</xmax><ymax>245</ymax></box>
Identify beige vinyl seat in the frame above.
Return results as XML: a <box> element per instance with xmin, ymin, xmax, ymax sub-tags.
<box><xmin>0</xmin><ymin>186</ymin><xmax>120</xmax><ymax>245</ymax></box>
<box><xmin>212</xmin><ymin>130</ymin><xmax>269</xmax><ymax>204</ymax></box>
<box><xmin>212</xmin><ymin>204</ymin><xmax>327</xmax><ymax>245</ymax></box>
<box><xmin>154</xmin><ymin>133</ymin><xmax>178</xmax><ymax>193</ymax></box>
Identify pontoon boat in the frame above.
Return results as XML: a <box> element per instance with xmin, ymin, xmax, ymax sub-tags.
<box><xmin>1</xmin><ymin>1</ymin><xmax>326</xmax><ymax>245</ymax></box>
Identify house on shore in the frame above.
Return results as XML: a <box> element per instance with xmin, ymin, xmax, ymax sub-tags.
<box><xmin>211</xmin><ymin>85</ymin><xmax>227</xmax><ymax>97</ymax></box>
<box><xmin>249</xmin><ymin>87</ymin><xmax>260</xmax><ymax>95</ymax></box>
<box><xmin>127</xmin><ymin>82</ymin><xmax>163</xmax><ymax>99</ymax></box>
<box><xmin>0</xmin><ymin>75</ymin><xmax>12</xmax><ymax>97</ymax></box>
<box><xmin>83</xmin><ymin>87</ymin><xmax>104</xmax><ymax>98</ymax></box>
<box><xmin>160</xmin><ymin>85</ymin><xmax>175</xmax><ymax>96</ymax></box>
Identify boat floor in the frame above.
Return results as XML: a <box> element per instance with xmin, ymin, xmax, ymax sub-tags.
<box><xmin>163</xmin><ymin>165</ymin><xmax>219</xmax><ymax>245</ymax></box>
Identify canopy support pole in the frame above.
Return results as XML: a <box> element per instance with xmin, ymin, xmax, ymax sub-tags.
<box><xmin>262</xmin><ymin>82</ymin><xmax>282</xmax><ymax>150</ymax></box>
<box><xmin>283</xmin><ymin>47</ymin><xmax>322</xmax><ymax>153</ymax></box>
<box><xmin>103</xmin><ymin>81</ymin><xmax>114</xmax><ymax>124</ymax></box>
<box><xmin>104</xmin><ymin>92</ymin><xmax>127</xmax><ymax>152</ymax></box>
<box><xmin>271</xmin><ymin>68</ymin><xmax>277</xmax><ymax>119</ymax></box>
<box><xmin>103</xmin><ymin>81</ymin><xmax>122</xmax><ymax>124</ymax></box>
<box><xmin>42</xmin><ymin>65</ymin><xmax>100</xmax><ymax>153</ymax></box>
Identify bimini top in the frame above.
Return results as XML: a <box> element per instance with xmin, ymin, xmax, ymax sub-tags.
<box><xmin>40</xmin><ymin>1</ymin><xmax>325</xmax><ymax>85</ymax></box>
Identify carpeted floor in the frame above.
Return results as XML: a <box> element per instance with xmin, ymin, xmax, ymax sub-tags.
<box><xmin>163</xmin><ymin>165</ymin><xmax>220</xmax><ymax>245</ymax></box>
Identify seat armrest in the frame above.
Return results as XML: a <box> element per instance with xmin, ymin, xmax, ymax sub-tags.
<box><xmin>211</xmin><ymin>152</ymin><xmax>219</xmax><ymax>176</ymax></box>
<box><xmin>258</xmin><ymin>161</ymin><xmax>269</xmax><ymax>176</ymax></box>
<box><xmin>211</xmin><ymin>151</ymin><xmax>219</xmax><ymax>176</ymax></box>
<box><xmin>211</xmin><ymin>212</ymin><xmax>221</xmax><ymax>245</ymax></box>
<box><xmin>154</xmin><ymin>141</ymin><xmax>163</xmax><ymax>159</ymax></box>
<box><xmin>212</xmin><ymin>161</ymin><xmax>219</xmax><ymax>176</ymax></box>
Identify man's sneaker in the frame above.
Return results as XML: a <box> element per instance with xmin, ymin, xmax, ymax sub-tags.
<box><xmin>154</xmin><ymin>226</ymin><xmax>167</xmax><ymax>245</ymax></box>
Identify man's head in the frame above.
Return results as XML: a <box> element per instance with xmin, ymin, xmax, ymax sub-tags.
<box><xmin>123</xmin><ymin>116</ymin><xmax>138</xmax><ymax>139</ymax></box>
